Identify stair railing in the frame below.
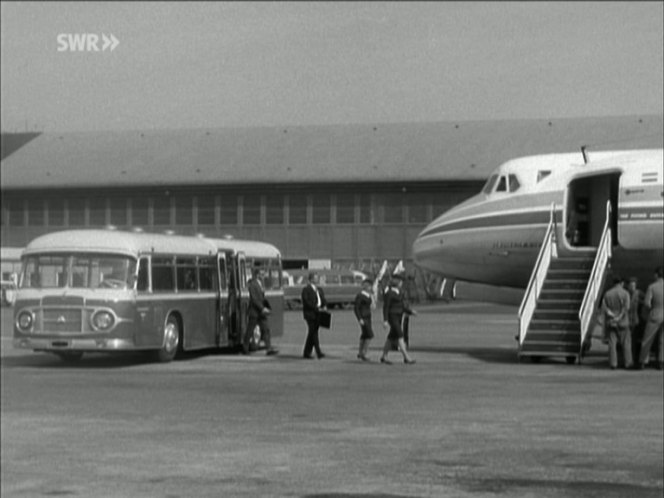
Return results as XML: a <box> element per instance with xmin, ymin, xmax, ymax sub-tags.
<box><xmin>578</xmin><ymin>201</ymin><xmax>612</xmax><ymax>353</ymax></box>
<box><xmin>518</xmin><ymin>203</ymin><xmax>558</xmax><ymax>345</ymax></box>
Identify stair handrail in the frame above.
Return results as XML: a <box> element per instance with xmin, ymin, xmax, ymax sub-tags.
<box><xmin>578</xmin><ymin>201</ymin><xmax>612</xmax><ymax>351</ymax></box>
<box><xmin>518</xmin><ymin>203</ymin><xmax>558</xmax><ymax>345</ymax></box>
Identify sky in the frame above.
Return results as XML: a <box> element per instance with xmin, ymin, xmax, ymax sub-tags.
<box><xmin>1</xmin><ymin>1</ymin><xmax>662</xmax><ymax>132</ymax></box>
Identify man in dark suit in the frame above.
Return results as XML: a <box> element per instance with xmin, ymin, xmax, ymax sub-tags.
<box><xmin>244</xmin><ymin>268</ymin><xmax>278</xmax><ymax>356</ymax></box>
<box><xmin>301</xmin><ymin>271</ymin><xmax>327</xmax><ymax>359</ymax></box>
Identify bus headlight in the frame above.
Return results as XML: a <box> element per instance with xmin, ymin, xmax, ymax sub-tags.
<box><xmin>91</xmin><ymin>310</ymin><xmax>115</xmax><ymax>331</ymax></box>
<box><xmin>17</xmin><ymin>311</ymin><xmax>34</xmax><ymax>331</ymax></box>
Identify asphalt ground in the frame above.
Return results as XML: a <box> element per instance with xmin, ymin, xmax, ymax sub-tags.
<box><xmin>1</xmin><ymin>302</ymin><xmax>662</xmax><ymax>498</ymax></box>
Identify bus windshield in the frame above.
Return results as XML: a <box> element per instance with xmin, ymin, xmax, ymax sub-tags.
<box><xmin>21</xmin><ymin>254</ymin><xmax>137</xmax><ymax>290</ymax></box>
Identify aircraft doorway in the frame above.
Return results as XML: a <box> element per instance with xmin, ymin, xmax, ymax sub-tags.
<box><xmin>566</xmin><ymin>173</ymin><xmax>620</xmax><ymax>248</ymax></box>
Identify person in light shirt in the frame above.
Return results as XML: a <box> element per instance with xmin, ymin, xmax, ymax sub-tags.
<box><xmin>637</xmin><ymin>267</ymin><xmax>663</xmax><ymax>370</ymax></box>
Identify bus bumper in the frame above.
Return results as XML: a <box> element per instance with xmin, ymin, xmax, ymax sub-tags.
<box><xmin>13</xmin><ymin>337</ymin><xmax>136</xmax><ymax>352</ymax></box>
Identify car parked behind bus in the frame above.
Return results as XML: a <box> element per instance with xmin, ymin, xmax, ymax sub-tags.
<box><xmin>283</xmin><ymin>268</ymin><xmax>367</xmax><ymax>309</ymax></box>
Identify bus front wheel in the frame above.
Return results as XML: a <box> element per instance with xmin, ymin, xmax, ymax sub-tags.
<box><xmin>55</xmin><ymin>352</ymin><xmax>84</xmax><ymax>363</ymax></box>
<box><xmin>156</xmin><ymin>315</ymin><xmax>180</xmax><ymax>362</ymax></box>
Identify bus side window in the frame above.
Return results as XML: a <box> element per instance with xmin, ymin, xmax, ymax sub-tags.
<box><xmin>198</xmin><ymin>257</ymin><xmax>218</xmax><ymax>292</ymax></box>
<box><xmin>152</xmin><ymin>257</ymin><xmax>175</xmax><ymax>291</ymax></box>
<box><xmin>137</xmin><ymin>258</ymin><xmax>149</xmax><ymax>292</ymax></box>
<box><xmin>176</xmin><ymin>258</ymin><xmax>197</xmax><ymax>291</ymax></box>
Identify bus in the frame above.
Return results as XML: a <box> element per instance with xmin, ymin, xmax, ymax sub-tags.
<box><xmin>12</xmin><ymin>229</ymin><xmax>283</xmax><ymax>362</ymax></box>
<box><xmin>283</xmin><ymin>268</ymin><xmax>367</xmax><ymax>309</ymax></box>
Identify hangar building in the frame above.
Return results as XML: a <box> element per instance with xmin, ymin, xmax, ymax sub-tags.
<box><xmin>1</xmin><ymin>115</ymin><xmax>662</xmax><ymax>273</ymax></box>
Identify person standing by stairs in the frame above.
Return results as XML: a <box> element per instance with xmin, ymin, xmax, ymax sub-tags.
<box><xmin>602</xmin><ymin>276</ymin><xmax>633</xmax><ymax>370</ymax></box>
<box><xmin>637</xmin><ymin>267</ymin><xmax>664</xmax><ymax>370</ymax></box>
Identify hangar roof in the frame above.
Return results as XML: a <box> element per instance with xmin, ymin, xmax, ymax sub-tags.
<box><xmin>1</xmin><ymin>115</ymin><xmax>662</xmax><ymax>189</ymax></box>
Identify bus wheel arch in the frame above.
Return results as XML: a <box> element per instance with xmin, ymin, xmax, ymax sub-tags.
<box><xmin>155</xmin><ymin>312</ymin><xmax>182</xmax><ymax>362</ymax></box>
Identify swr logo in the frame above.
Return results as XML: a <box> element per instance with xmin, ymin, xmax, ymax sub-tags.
<box><xmin>57</xmin><ymin>33</ymin><xmax>119</xmax><ymax>52</ymax></box>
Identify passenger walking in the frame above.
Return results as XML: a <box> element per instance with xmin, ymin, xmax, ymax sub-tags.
<box><xmin>354</xmin><ymin>278</ymin><xmax>374</xmax><ymax>361</ymax></box>
<box><xmin>602</xmin><ymin>276</ymin><xmax>632</xmax><ymax>369</ymax></box>
<box><xmin>637</xmin><ymin>267</ymin><xmax>664</xmax><ymax>370</ymax></box>
<box><xmin>301</xmin><ymin>272</ymin><xmax>327</xmax><ymax>359</ymax></box>
<box><xmin>380</xmin><ymin>274</ymin><xmax>416</xmax><ymax>365</ymax></box>
<box><xmin>243</xmin><ymin>268</ymin><xmax>278</xmax><ymax>356</ymax></box>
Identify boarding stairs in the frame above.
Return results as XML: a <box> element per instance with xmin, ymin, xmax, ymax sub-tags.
<box><xmin>517</xmin><ymin>202</ymin><xmax>612</xmax><ymax>364</ymax></box>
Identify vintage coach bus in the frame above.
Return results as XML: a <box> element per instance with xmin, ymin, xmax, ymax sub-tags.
<box><xmin>13</xmin><ymin>229</ymin><xmax>283</xmax><ymax>362</ymax></box>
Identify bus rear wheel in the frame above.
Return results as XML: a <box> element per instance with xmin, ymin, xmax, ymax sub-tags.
<box><xmin>155</xmin><ymin>315</ymin><xmax>180</xmax><ymax>362</ymax></box>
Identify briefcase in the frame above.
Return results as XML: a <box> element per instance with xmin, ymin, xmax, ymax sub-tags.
<box><xmin>318</xmin><ymin>310</ymin><xmax>332</xmax><ymax>329</ymax></box>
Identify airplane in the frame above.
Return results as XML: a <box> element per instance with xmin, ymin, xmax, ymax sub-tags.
<box><xmin>412</xmin><ymin>148</ymin><xmax>663</xmax><ymax>362</ymax></box>
<box><xmin>412</xmin><ymin>148</ymin><xmax>663</xmax><ymax>289</ymax></box>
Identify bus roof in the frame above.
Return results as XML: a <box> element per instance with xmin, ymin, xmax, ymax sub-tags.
<box><xmin>207</xmin><ymin>238</ymin><xmax>281</xmax><ymax>259</ymax></box>
<box><xmin>21</xmin><ymin>229</ymin><xmax>282</xmax><ymax>260</ymax></box>
<box><xmin>22</xmin><ymin>229</ymin><xmax>218</xmax><ymax>257</ymax></box>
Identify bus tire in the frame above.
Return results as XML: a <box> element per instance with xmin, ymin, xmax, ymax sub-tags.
<box><xmin>55</xmin><ymin>352</ymin><xmax>84</xmax><ymax>363</ymax></box>
<box><xmin>156</xmin><ymin>314</ymin><xmax>181</xmax><ymax>362</ymax></box>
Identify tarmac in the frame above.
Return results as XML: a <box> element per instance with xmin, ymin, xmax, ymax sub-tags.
<box><xmin>1</xmin><ymin>301</ymin><xmax>662</xmax><ymax>497</ymax></box>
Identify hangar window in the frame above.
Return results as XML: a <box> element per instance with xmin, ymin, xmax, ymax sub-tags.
<box><xmin>408</xmin><ymin>194</ymin><xmax>428</xmax><ymax>223</ymax></box>
<box><xmin>132</xmin><ymin>197</ymin><xmax>149</xmax><ymax>226</ymax></box>
<box><xmin>312</xmin><ymin>194</ymin><xmax>331</xmax><ymax>224</ymax></box>
<box><xmin>197</xmin><ymin>195</ymin><xmax>216</xmax><ymax>225</ymax></box>
<box><xmin>289</xmin><ymin>195</ymin><xmax>307</xmax><ymax>224</ymax></box>
<box><xmin>266</xmin><ymin>195</ymin><xmax>284</xmax><ymax>224</ymax></box>
<box><xmin>336</xmin><ymin>194</ymin><xmax>355</xmax><ymax>224</ymax></box>
<box><xmin>482</xmin><ymin>174</ymin><xmax>498</xmax><ymax>194</ymax></box>
<box><xmin>110</xmin><ymin>198</ymin><xmax>128</xmax><ymax>226</ymax></box>
<box><xmin>8</xmin><ymin>200</ymin><xmax>24</xmax><ymax>226</ymax></box>
<box><xmin>508</xmin><ymin>174</ymin><xmax>521</xmax><ymax>192</ymax></box>
<box><xmin>358</xmin><ymin>195</ymin><xmax>371</xmax><ymax>224</ymax></box>
<box><xmin>175</xmin><ymin>196</ymin><xmax>193</xmax><ymax>225</ymax></box>
<box><xmin>68</xmin><ymin>198</ymin><xmax>86</xmax><ymax>226</ymax></box>
<box><xmin>243</xmin><ymin>195</ymin><xmax>261</xmax><ymax>225</ymax></box>
<box><xmin>153</xmin><ymin>197</ymin><xmax>171</xmax><ymax>226</ymax></box>
<box><xmin>382</xmin><ymin>194</ymin><xmax>403</xmax><ymax>223</ymax></box>
<box><xmin>89</xmin><ymin>198</ymin><xmax>107</xmax><ymax>226</ymax></box>
<box><xmin>219</xmin><ymin>195</ymin><xmax>238</xmax><ymax>225</ymax></box>
<box><xmin>48</xmin><ymin>198</ymin><xmax>65</xmax><ymax>226</ymax></box>
<box><xmin>27</xmin><ymin>199</ymin><xmax>45</xmax><ymax>226</ymax></box>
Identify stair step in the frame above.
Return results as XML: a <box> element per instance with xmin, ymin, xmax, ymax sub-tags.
<box><xmin>549</xmin><ymin>258</ymin><xmax>595</xmax><ymax>271</ymax></box>
<box><xmin>536</xmin><ymin>300</ymin><xmax>580</xmax><ymax>311</ymax></box>
<box><xmin>540</xmin><ymin>289</ymin><xmax>585</xmax><ymax>300</ymax></box>
<box><xmin>529</xmin><ymin>319</ymin><xmax>579</xmax><ymax>330</ymax></box>
<box><xmin>544</xmin><ymin>280</ymin><xmax>589</xmax><ymax>289</ymax></box>
<box><xmin>547</xmin><ymin>270</ymin><xmax>592</xmax><ymax>280</ymax></box>
<box><xmin>525</xmin><ymin>331</ymin><xmax>580</xmax><ymax>343</ymax></box>
<box><xmin>519</xmin><ymin>343</ymin><xmax>580</xmax><ymax>354</ymax></box>
<box><xmin>533</xmin><ymin>310</ymin><xmax>578</xmax><ymax>321</ymax></box>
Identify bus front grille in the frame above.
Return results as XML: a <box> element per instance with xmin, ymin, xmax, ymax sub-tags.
<box><xmin>41</xmin><ymin>309</ymin><xmax>83</xmax><ymax>333</ymax></box>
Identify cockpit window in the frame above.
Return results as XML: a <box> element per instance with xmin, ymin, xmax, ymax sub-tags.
<box><xmin>508</xmin><ymin>174</ymin><xmax>520</xmax><ymax>192</ymax></box>
<box><xmin>537</xmin><ymin>170</ymin><xmax>551</xmax><ymax>182</ymax></box>
<box><xmin>496</xmin><ymin>176</ymin><xmax>507</xmax><ymax>192</ymax></box>
<box><xmin>482</xmin><ymin>174</ymin><xmax>498</xmax><ymax>194</ymax></box>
